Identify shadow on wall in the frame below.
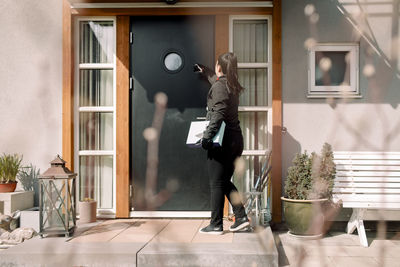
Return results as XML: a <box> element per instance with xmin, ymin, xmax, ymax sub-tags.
<box><xmin>281</xmin><ymin>130</ymin><xmax>302</xmax><ymax>191</ymax></box>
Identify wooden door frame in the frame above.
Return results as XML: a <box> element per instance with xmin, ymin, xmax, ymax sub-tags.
<box><xmin>62</xmin><ymin>0</ymin><xmax>282</xmax><ymax>221</ymax></box>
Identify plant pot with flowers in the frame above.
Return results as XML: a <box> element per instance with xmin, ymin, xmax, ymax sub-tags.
<box><xmin>281</xmin><ymin>143</ymin><xmax>336</xmax><ymax>237</ymax></box>
<box><xmin>0</xmin><ymin>154</ymin><xmax>23</xmax><ymax>193</ymax></box>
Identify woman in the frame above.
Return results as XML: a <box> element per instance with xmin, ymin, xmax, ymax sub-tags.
<box><xmin>196</xmin><ymin>52</ymin><xmax>249</xmax><ymax>235</ymax></box>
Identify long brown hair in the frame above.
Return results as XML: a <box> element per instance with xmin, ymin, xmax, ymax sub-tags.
<box><xmin>217</xmin><ymin>52</ymin><xmax>244</xmax><ymax>95</ymax></box>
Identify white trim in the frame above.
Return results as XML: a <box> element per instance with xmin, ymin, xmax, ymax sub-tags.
<box><xmin>238</xmin><ymin>106</ymin><xmax>271</xmax><ymax>112</ymax></box>
<box><xmin>308</xmin><ymin>43</ymin><xmax>360</xmax><ymax>98</ymax></box>
<box><xmin>79</xmin><ymin>150</ymin><xmax>114</xmax><ymax>156</ymax></box>
<box><xmin>229</xmin><ymin>15</ymin><xmax>272</xmax><ymax>211</ymax></box>
<box><xmin>71</xmin><ymin>2</ymin><xmax>273</xmax><ymax>9</ymax></box>
<box><xmin>229</xmin><ymin>15</ymin><xmax>273</xmax><ymax>156</ymax></box>
<box><xmin>78</xmin><ymin>107</ymin><xmax>114</xmax><ymax>112</ymax></box>
<box><xmin>242</xmin><ymin>150</ymin><xmax>269</xmax><ymax>156</ymax></box>
<box><xmin>74</xmin><ymin>16</ymin><xmax>117</xmax><ymax>215</ymax></box>
<box><xmin>129</xmin><ymin>211</ymin><xmax>211</xmax><ymax>218</ymax></box>
<box><xmin>267</xmin><ymin>16</ymin><xmax>273</xmax><ymax>148</ymax></box>
<box><xmin>307</xmin><ymin>94</ymin><xmax>363</xmax><ymax>99</ymax></box>
<box><xmin>238</xmin><ymin>63</ymin><xmax>270</xmax><ymax>69</ymax></box>
<box><xmin>97</xmin><ymin>214</ymin><xmax>116</xmax><ymax>219</ymax></box>
<box><xmin>79</xmin><ymin>63</ymin><xmax>114</xmax><ymax>69</ymax></box>
<box><xmin>113</xmin><ymin>19</ymin><xmax>117</xmax><ymax>220</ymax></box>
<box><xmin>229</xmin><ymin>15</ymin><xmax>272</xmax><ymax>53</ymax></box>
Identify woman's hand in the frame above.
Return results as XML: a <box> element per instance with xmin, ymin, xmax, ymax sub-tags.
<box><xmin>201</xmin><ymin>138</ymin><xmax>213</xmax><ymax>150</ymax></box>
<box><xmin>193</xmin><ymin>63</ymin><xmax>206</xmax><ymax>73</ymax></box>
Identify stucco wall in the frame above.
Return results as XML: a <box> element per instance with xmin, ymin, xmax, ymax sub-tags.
<box><xmin>0</xmin><ymin>1</ymin><xmax>62</xmax><ymax>175</ymax></box>
<box><xmin>281</xmin><ymin>0</ymin><xmax>400</xmax><ymax>182</ymax></box>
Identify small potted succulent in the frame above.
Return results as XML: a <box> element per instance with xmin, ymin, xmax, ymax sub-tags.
<box><xmin>18</xmin><ymin>164</ymin><xmax>40</xmax><ymax>206</ymax></box>
<box><xmin>281</xmin><ymin>143</ymin><xmax>336</xmax><ymax>236</ymax></box>
<box><xmin>0</xmin><ymin>154</ymin><xmax>23</xmax><ymax>193</ymax></box>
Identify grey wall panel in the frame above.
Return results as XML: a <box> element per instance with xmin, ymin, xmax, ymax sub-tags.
<box><xmin>281</xmin><ymin>0</ymin><xmax>400</xmax><ymax>188</ymax></box>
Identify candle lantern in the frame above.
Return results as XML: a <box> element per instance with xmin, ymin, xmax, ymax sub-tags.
<box><xmin>38</xmin><ymin>155</ymin><xmax>76</xmax><ymax>237</ymax></box>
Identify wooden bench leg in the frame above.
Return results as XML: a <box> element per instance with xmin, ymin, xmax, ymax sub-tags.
<box><xmin>347</xmin><ymin>208</ymin><xmax>368</xmax><ymax>247</ymax></box>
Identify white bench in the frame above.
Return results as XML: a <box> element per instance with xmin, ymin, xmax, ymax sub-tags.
<box><xmin>333</xmin><ymin>152</ymin><xmax>400</xmax><ymax>247</ymax></box>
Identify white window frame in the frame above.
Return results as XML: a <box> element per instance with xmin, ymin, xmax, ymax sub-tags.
<box><xmin>74</xmin><ymin>17</ymin><xmax>117</xmax><ymax>217</ymax></box>
<box><xmin>308</xmin><ymin>43</ymin><xmax>360</xmax><ymax>98</ymax></box>
<box><xmin>229</xmin><ymin>15</ymin><xmax>273</xmax><ymax>157</ymax></box>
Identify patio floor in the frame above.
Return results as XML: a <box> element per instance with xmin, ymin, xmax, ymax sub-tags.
<box><xmin>275</xmin><ymin>229</ymin><xmax>400</xmax><ymax>267</ymax></box>
<box><xmin>0</xmin><ymin>219</ymin><xmax>278</xmax><ymax>267</ymax></box>
<box><xmin>2</xmin><ymin>218</ymin><xmax>400</xmax><ymax>267</ymax></box>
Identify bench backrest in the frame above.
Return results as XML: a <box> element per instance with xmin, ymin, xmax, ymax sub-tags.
<box><xmin>333</xmin><ymin>152</ymin><xmax>400</xmax><ymax>209</ymax></box>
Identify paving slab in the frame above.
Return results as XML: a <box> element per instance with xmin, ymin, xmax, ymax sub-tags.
<box><xmin>375</xmin><ymin>258</ymin><xmax>400</xmax><ymax>267</ymax></box>
<box><xmin>276</xmin><ymin>231</ymin><xmax>400</xmax><ymax>267</ymax></box>
<box><xmin>152</xmin><ymin>219</ymin><xmax>202</xmax><ymax>243</ymax></box>
<box><xmin>303</xmin><ymin>246</ymin><xmax>349</xmax><ymax>257</ymax></box>
<box><xmin>279</xmin><ymin>232</ymin><xmax>359</xmax><ymax>247</ymax></box>
<box><xmin>191</xmin><ymin>220</ymin><xmax>234</xmax><ymax>243</ymax></box>
<box><xmin>111</xmin><ymin>219</ymin><xmax>171</xmax><ymax>243</ymax></box>
<box><xmin>71</xmin><ymin>219</ymin><xmax>138</xmax><ymax>243</ymax></box>
<box><xmin>329</xmin><ymin>256</ymin><xmax>379</xmax><ymax>267</ymax></box>
<box><xmin>0</xmin><ymin>236</ymin><xmax>143</xmax><ymax>266</ymax></box>
<box><xmin>290</xmin><ymin>256</ymin><xmax>335</xmax><ymax>267</ymax></box>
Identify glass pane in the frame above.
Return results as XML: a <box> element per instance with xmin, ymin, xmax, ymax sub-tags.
<box><xmin>79</xmin><ymin>156</ymin><xmax>113</xmax><ymax>209</ymax></box>
<box><xmin>239</xmin><ymin>112</ymin><xmax>268</xmax><ymax>151</ymax></box>
<box><xmin>233</xmin><ymin>20</ymin><xmax>268</xmax><ymax>63</ymax></box>
<box><xmin>164</xmin><ymin>52</ymin><xmax>183</xmax><ymax>72</ymax></box>
<box><xmin>238</xmin><ymin>69</ymin><xmax>268</xmax><ymax>106</ymax></box>
<box><xmin>79</xmin><ymin>21</ymin><xmax>114</xmax><ymax>64</ymax></box>
<box><xmin>41</xmin><ymin>179</ymin><xmax>74</xmax><ymax>230</ymax></box>
<box><xmin>79</xmin><ymin>69</ymin><xmax>113</xmax><ymax>107</ymax></box>
<box><xmin>79</xmin><ymin>112</ymin><xmax>113</xmax><ymax>150</ymax></box>
<box><xmin>315</xmin><ymin>51</ymin><xmax>350</xmax><ymax>86</ymax></box>
<box><xmin>232</xmin><ymin>155</ymin><xmax>268</xmax><ymax>199</ymax></box>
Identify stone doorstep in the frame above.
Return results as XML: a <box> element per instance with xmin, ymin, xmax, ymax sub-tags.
<box><xmin>137</xmin><ymin>227</ymin><xmax>278</xmax><ymax>267</ymax></box>
<box><xmin>0</xmin><ymin>222</ymin><xmax>278</xmax><ymax>267</ymax></box>
<box><xmin>0</xmin><ymin>191</ymin><xmax>34</xmax><ymax>215</ymax></box>
<box><xmin>0</xmin><ymin>238</ymin><xmax>142</xmax><ymax>267</ymax></box>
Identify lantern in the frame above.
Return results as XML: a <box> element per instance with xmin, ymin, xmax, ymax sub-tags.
<box><xmin>38</xmin><ymin>155</ymin><xmax>76</xmax><ymax>237</ymax></box>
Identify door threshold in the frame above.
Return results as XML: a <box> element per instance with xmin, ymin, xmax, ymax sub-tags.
<box><xmin>129</xmin><ymin>211</ymin><xmax>211</xmax><ymax>218</ymax></box>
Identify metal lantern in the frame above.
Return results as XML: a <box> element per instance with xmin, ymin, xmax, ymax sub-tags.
<box><xmin>38</xmin><ymin>155</ymin><xmax>77</xmax><ymax>237</ymax></box>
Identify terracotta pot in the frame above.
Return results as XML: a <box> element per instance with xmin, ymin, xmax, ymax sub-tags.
<box><xmin>0</xmin><ymin>181</ymin><xmax>18</xmax><ymax>193</ymax></box>
<box><xmin>79</xmin><ymin>200</ymin><xmax>97</xmax><ymax>223</ymax></box>
<box><xmin>281</xmin><ymin>197</ymin><xmax>327</xmax><ymax>237</ymax></box>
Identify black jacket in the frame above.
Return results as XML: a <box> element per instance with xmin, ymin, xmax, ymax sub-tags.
<box><xmin>202</xmin><ymin>71</ymin><xmax>241</xmax><ymax>140</ymax></box>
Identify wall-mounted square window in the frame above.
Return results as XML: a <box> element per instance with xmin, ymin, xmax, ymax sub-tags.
<box><xmin>308</xmin><ymin>43</ymin><xmax>360</xmax><ymax>98</ymax></box>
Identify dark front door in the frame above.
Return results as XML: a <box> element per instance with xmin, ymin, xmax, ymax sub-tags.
<box><xmin>130</xmin><ymin>16</ymin><xmax>215</xmax><ymax>211</ymax></box>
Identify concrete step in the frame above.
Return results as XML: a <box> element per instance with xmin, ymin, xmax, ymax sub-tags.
<box><xmin>138</xmin><ymin>227</ymin><xmax>278</xmax><ymax>267</ymax></box>
<box><xmin>0</xmin><ymin>219</ymin><xmax>278</xmax><ymax>267</ymax></box>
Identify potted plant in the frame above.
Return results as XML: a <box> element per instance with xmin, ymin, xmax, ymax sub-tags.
<box><xmin>78</xmin><ymin>197</ymin><xmax>97</xmax><ymax>223</ymax></box>
<box><xmin>281</xmin><ymin>143</ymin><xmax>336</xmax><ymax>237</ymax></box>
<box><xmin>18</xmin><ymin>164</ymin><xmax>40</xmax><ymax>206</ymax></box>
<box><xmin>0</xmin><ymin>154</ymin><xmax>23</xmax><ymax>193</ymax></box>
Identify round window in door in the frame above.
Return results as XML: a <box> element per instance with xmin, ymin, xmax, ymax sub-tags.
<box><xmin>162</xmin><ymin>50</ymin><xmax>185</xmax><ymax>73</ymax></box>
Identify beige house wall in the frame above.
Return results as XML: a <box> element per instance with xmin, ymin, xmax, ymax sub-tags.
<box><xmin>0</xmin><ymin>0</ymin><xmax>62</xmax><ymax>174</ymax></box>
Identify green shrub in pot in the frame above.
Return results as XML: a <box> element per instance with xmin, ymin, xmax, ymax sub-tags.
<box><xmin>282</xmin><ymin>143</ymin><xmax>336</xmax><ymax>236</ymax></box>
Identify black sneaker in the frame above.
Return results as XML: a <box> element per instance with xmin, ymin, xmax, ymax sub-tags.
<box><xmin>229</xmin><ymin>217</ymin><xmax>250</xmax><ymax>232</ymax></box>
<box><xmin>199</xmin><ymin>224</ymin><xmax>223</xmax><ymax>235</ymax></box>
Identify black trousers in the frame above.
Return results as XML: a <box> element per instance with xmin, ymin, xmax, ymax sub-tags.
<box><xmin>207</xmin><ymin>130</ymin><xmax>246</xmax><ymax>227</ymax></box>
